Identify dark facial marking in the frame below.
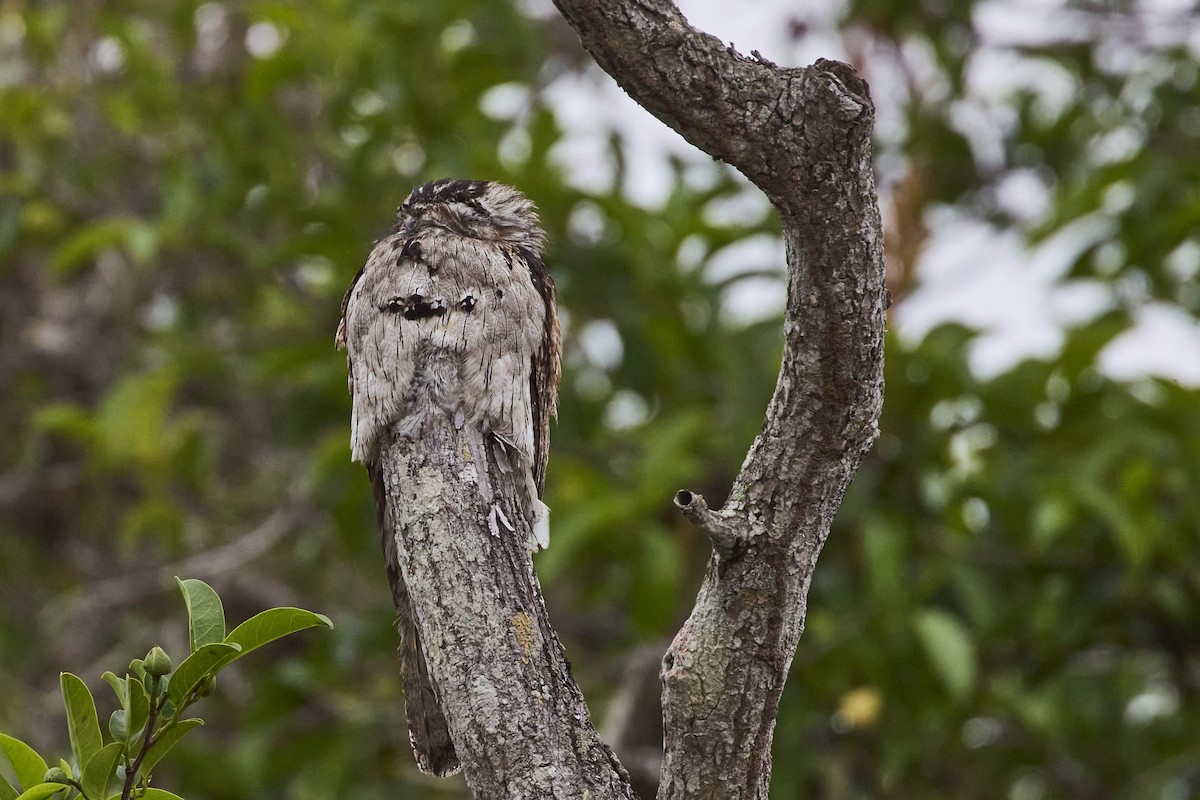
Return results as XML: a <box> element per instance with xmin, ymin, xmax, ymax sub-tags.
<box><xmin>460</xmin><ymin>296</ymin><xmax>476</xmax><ymax>313</ymax></box>
<box><xmin>401</xmin><ymin>239</ymin><xmax>423</xmax><ymax>261</ymax></box>
<box><xmin>402</xmin><ymin>294</ymin><xmax>447</xmax><ymax>321</ymax></box>
<box><xmin>380</xmin><ymin>294</ymin><xmax>448</xmax><ymax>320</ymax></box>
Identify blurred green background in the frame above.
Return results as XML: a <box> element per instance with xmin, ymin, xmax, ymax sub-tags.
<box><xmin>1</xmin><ymin>0</ymin><xmax>1197</xmax><ymax>798</ymax></box>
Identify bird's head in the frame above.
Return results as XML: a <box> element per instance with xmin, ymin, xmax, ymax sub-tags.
<box><xmin>396</xmin><ymin>179</ymin><xmax>545</xmax><ymax>254</ymax></box>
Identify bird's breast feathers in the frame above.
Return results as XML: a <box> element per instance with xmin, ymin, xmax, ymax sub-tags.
<box><xmin>342</xmin><ymin>227</ymin><xmax>546</xmax><ymax>466</ymax></box>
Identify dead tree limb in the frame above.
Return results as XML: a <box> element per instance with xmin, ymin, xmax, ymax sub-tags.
<box><xmin>550</xmin><ymin>2</ymin><xmax>887</xmax><ymax>798</ymax></box>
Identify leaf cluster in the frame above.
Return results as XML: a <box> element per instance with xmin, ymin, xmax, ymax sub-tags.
<box><xmin>0</xmin><ymin>580</ymin><xmax>330</xmax><ymax>800</ymax></box>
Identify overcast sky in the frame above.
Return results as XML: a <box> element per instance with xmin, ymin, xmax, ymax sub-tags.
<box><xmin>524</xmin><ymin>0</ymin><xmax>1200</xmax><ymax>386</ymax></box>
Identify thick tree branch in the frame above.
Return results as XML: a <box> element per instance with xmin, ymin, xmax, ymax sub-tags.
<box><xmin>553</xmin><ymin>2</ymin><xmax>887</xmax><ymax>798</ymax></box>
<box><xmin>380</xmin><ymin>414</ymin><xmax>635</xmax><ymax>799</ymax></box>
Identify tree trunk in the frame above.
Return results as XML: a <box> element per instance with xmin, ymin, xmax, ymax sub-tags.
<box><xmin>380</xmin><ymin>412</ymin><xmax>635</xmax><ymax>798</ymax></box>
<box><xmin>378</xmin><ymin>1</ymin><xmax>885</xmax><ymax>797</ymax></box>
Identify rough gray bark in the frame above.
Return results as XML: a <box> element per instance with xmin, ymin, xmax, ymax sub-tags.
<box><xmin>549</xmin><ymin>2</ymin><xmax>887</xmax><ymax>799</ymax></box>
<box><xmin>379</xmin><ymin>412</ymin><xmax>635</xmax><ymax>799</ymax></box>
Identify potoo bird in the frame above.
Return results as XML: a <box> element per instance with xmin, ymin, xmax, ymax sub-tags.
<box><xmin>335</xmin><ymin>179</ymin><xmax>561</xmax><ymax>775</ymax></box>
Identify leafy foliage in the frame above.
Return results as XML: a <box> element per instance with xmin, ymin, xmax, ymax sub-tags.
<box><xmin>0</xmin><ymin>0</ymin><xmax>1197</xmax><ymax>798</ymax></box>
<box><xmin>0</xmin><ymin>579</ymin><xmax>328</xmax><ymax>800</ymax></box>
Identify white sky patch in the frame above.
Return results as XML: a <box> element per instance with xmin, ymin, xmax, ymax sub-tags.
<box><xmin>675</xmin><ymin>0</ymin><xmax>848</xmax><ymax>67</ymax></box>
<box><xmin>1087</xmin><ymin>124</ymin><xmax>1146</xmax><ymax>166</ymax></box>
<box><xmin>976</xmin><ymin>0</ymin><xmax>1199</xmax><ymax>49</ymax></box>
<box><xmin>142</xmin><ymin>294</ymin><xmax>179</xmax><ymax>332</ymax></box>
<box><xmin>704</xmin><ymin>234</ymin><xmax>785</xmax><ymax>284</ymax></box>
<box><xmin>953</xmin><ymin>48</ymin><xmax>1078</xmax><ymax>171</ymax></box>
<box><xmin>994</xmin><ymin>168</ymin><xmax>1054</xmax><ymax>225</ymax></box>
<box><xmin>480</xmin><ymin>82</ymin><xmax>531</xmax><ymax>120</ymax></box>
<box><xmin>676</xmin><ymin>235</ymin><xmax>708</xmax><ymax>272</ymax></box>
<box><xmin>514</xmin><ymin>0</ymin><xmax>557</xmax><ymax>19</ymax></box>
<box><xmin>440</xmin><ymin>20</ymin><xmax>476</xmax><ymax>54</ymax></box>
<box><xmin>577</xmin><ymin>319</ymin><xmax>624</xmax><ymax>371</ymax></box>
<box><xmin>1099</xmin><ymin>304</ymin><xmax>1200</xmax><ymax>386</ymax></box>
<box><xmin>721</xmin><ymin>276</ymin><xmax>787</xmax><ymax>326</ymax></box>
<box><xmin>90</xmin><ymin>36</ymin><xmax>125</xmax><ymax>74</ymax></box>
<box><xmin>702</xmin><ymin>234</ymin><xmax>787</xmax><ymax>325</ymax></box>
<box><xmin>391</xmin><ymin>140</ymin><xmax>425</xmax><ymax>176</ymax></box>
<box><xmin>195</xmin><ymin>3</ymin><xmax>227</xmax><ymax>40</ymax></box>
<box><xmin>703</xmin><ymin>183</ymin><xmax>771</xmax><ymax>228</ymax></box>
<box><xmin>351</xmin><ymin>89</ymin><xmax>387</xmax><ymax>117</ymax></box>
<box><xmin>245</xmin><ymin>21</ymin><xmax>285</xmax><ymax>59</ymax></box>
<box><xmin>1165</xmin><ymin>240</ymin><xmax>1200</xmax><ymax>282</ymax></box>
<box><xmin>894</xmin><ymin>212</ymin><xmax>1116</xmax><ymax>377</ymax></box>
<box><xmin>544</xmin><ymin>65</ymin><xmax>696</xmax><ymax>209</ymax></box>
<box><xmin>497</xmin><ymin>126</ymin><xmax>532</xmax><ymax>169</ymax></box>
<box><xmin>567</xmin><ymin>201</ymin><xmax>611</xmax><ymax>246</ymax></box>
<box><xmin>604</xmin><ymin>389</ymin><xmax>650</xmax><ymax>430</ymax></box>
<box><xmin>543</xmin><ymin>69</ymin><xmax>622</xmax><ymax>196</ymax></box>
<box><xmin>900</xmin><ymin>36</ymin><xmax>953</xmax><ymax>106</ymax></box>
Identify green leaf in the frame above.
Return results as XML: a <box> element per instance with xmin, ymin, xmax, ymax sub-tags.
<box><xmin>94</xmin><ymin>370</ymin><xmax>178</xmax><ymax>468</ymax></box>
<box><xmin>30</xmin><ymin>403</ymin><xmax>93</xmax><ymax>442</ymax></box>
<box><xmin>913</xmin><ymin>609</ymin><xmax>977</xmax><ymax>700</ymax></box>
<box><xmin>49</xmin><ymin>217</ymin><xmax>139</xmax><ymax>276</ymax></box>
<box><xmin>12</xmin><ymin>784</ymin><xmax>68</xmax><ymax>800</ymax></box>
<box><xmin>79</xmin><ymin>742</ymin><xmax>122</xmax><ymax>800</ymax></box>
<box><xmin>60</xmin><ymin>673</ymin><xmax>103</xmax><ymax>767</ymax></box>
<box><xmin>125</xmin><ymin>677</ymin><xmax>150</xmax><ymax>749</ymax></box>
<box><xmin>0</xmin><ymin>774</ymin><xmax>16</xmax><ymax>800</ymax></box>
<box><xmin>175</xmin><ymin>578</ymin><xmax>225</xmax><ymax>653</ymax></box>
<box><xmin>100</xmin><ymin>673</ymin><xmax>128</xmax><ymax>711</ymax></box>
<box><xmin>166</xmin><ymin>644</ymin><xmax>240</xmax><ymax>708</ymax></box>
<box><xmin>47</xmin><ymin>217</ymin><xmax>158</xmax><ymax>276</ymax></box>
<box><xmin>139</xmin><ymin>789</ymin><xmax>186</xmax><ymax>800</ymax></box>
<box><xmin>107</xmin><ymin>711</ymin><xmax>125</xmax><ymax>743</ymax></box>
<box><xmin>0</xmin><ymin>733</ymin><xmax>49</xmax><ymax>791</ymax></box>
<box><xmin>139</xmin><ymin>719</ymin><xmax>203</xmax><ymax>776</ymax></box>
<box><xmin>224</xmin><ymin>607</ymin><xmax>333</xmax><ymax>660</ymax></box>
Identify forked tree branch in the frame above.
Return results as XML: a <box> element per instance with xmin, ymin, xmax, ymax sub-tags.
<box><xmin>381</xmin><ymin>0</ymin><xmax>883</xmax><ymax>797</ymax></box>
<box><xmin>551</xmin><ymin>2</ymin><xmax>886</xmax><ymax>798</ymax></box>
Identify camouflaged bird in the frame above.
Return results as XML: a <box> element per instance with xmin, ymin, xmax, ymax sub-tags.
<box><xmin>336</xmin><ymin>179</ymin><xmax>561</xmax><ymax>775</ymax></box>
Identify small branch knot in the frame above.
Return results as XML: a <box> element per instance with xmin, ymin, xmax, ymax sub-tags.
<box><xmin>674</xmin><ymin>490</ymin><xmax>739</xmax><ymax>558</ymax></box>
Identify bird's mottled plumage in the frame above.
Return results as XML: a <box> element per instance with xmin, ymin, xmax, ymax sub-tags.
<box><xmin>336</xmin><ymin>179</ymin><xmax>560</xmax><ymax>776</ymax></box>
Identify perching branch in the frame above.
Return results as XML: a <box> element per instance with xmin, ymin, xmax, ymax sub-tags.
<box><xmin>550</xmin><ymin>2</ymin><xmax>887</xmax><ymax>798</ymax></box>
<box><xmin>379</xmin><ymin>411</ymin><xmax>635</xmax><ymax>799</ymax></box>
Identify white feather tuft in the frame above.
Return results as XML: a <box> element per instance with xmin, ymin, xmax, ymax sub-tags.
<box><xmin>531</xmin><ymin>499</ymin><xmax>550</xmax><ymax>551</ymax></box>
